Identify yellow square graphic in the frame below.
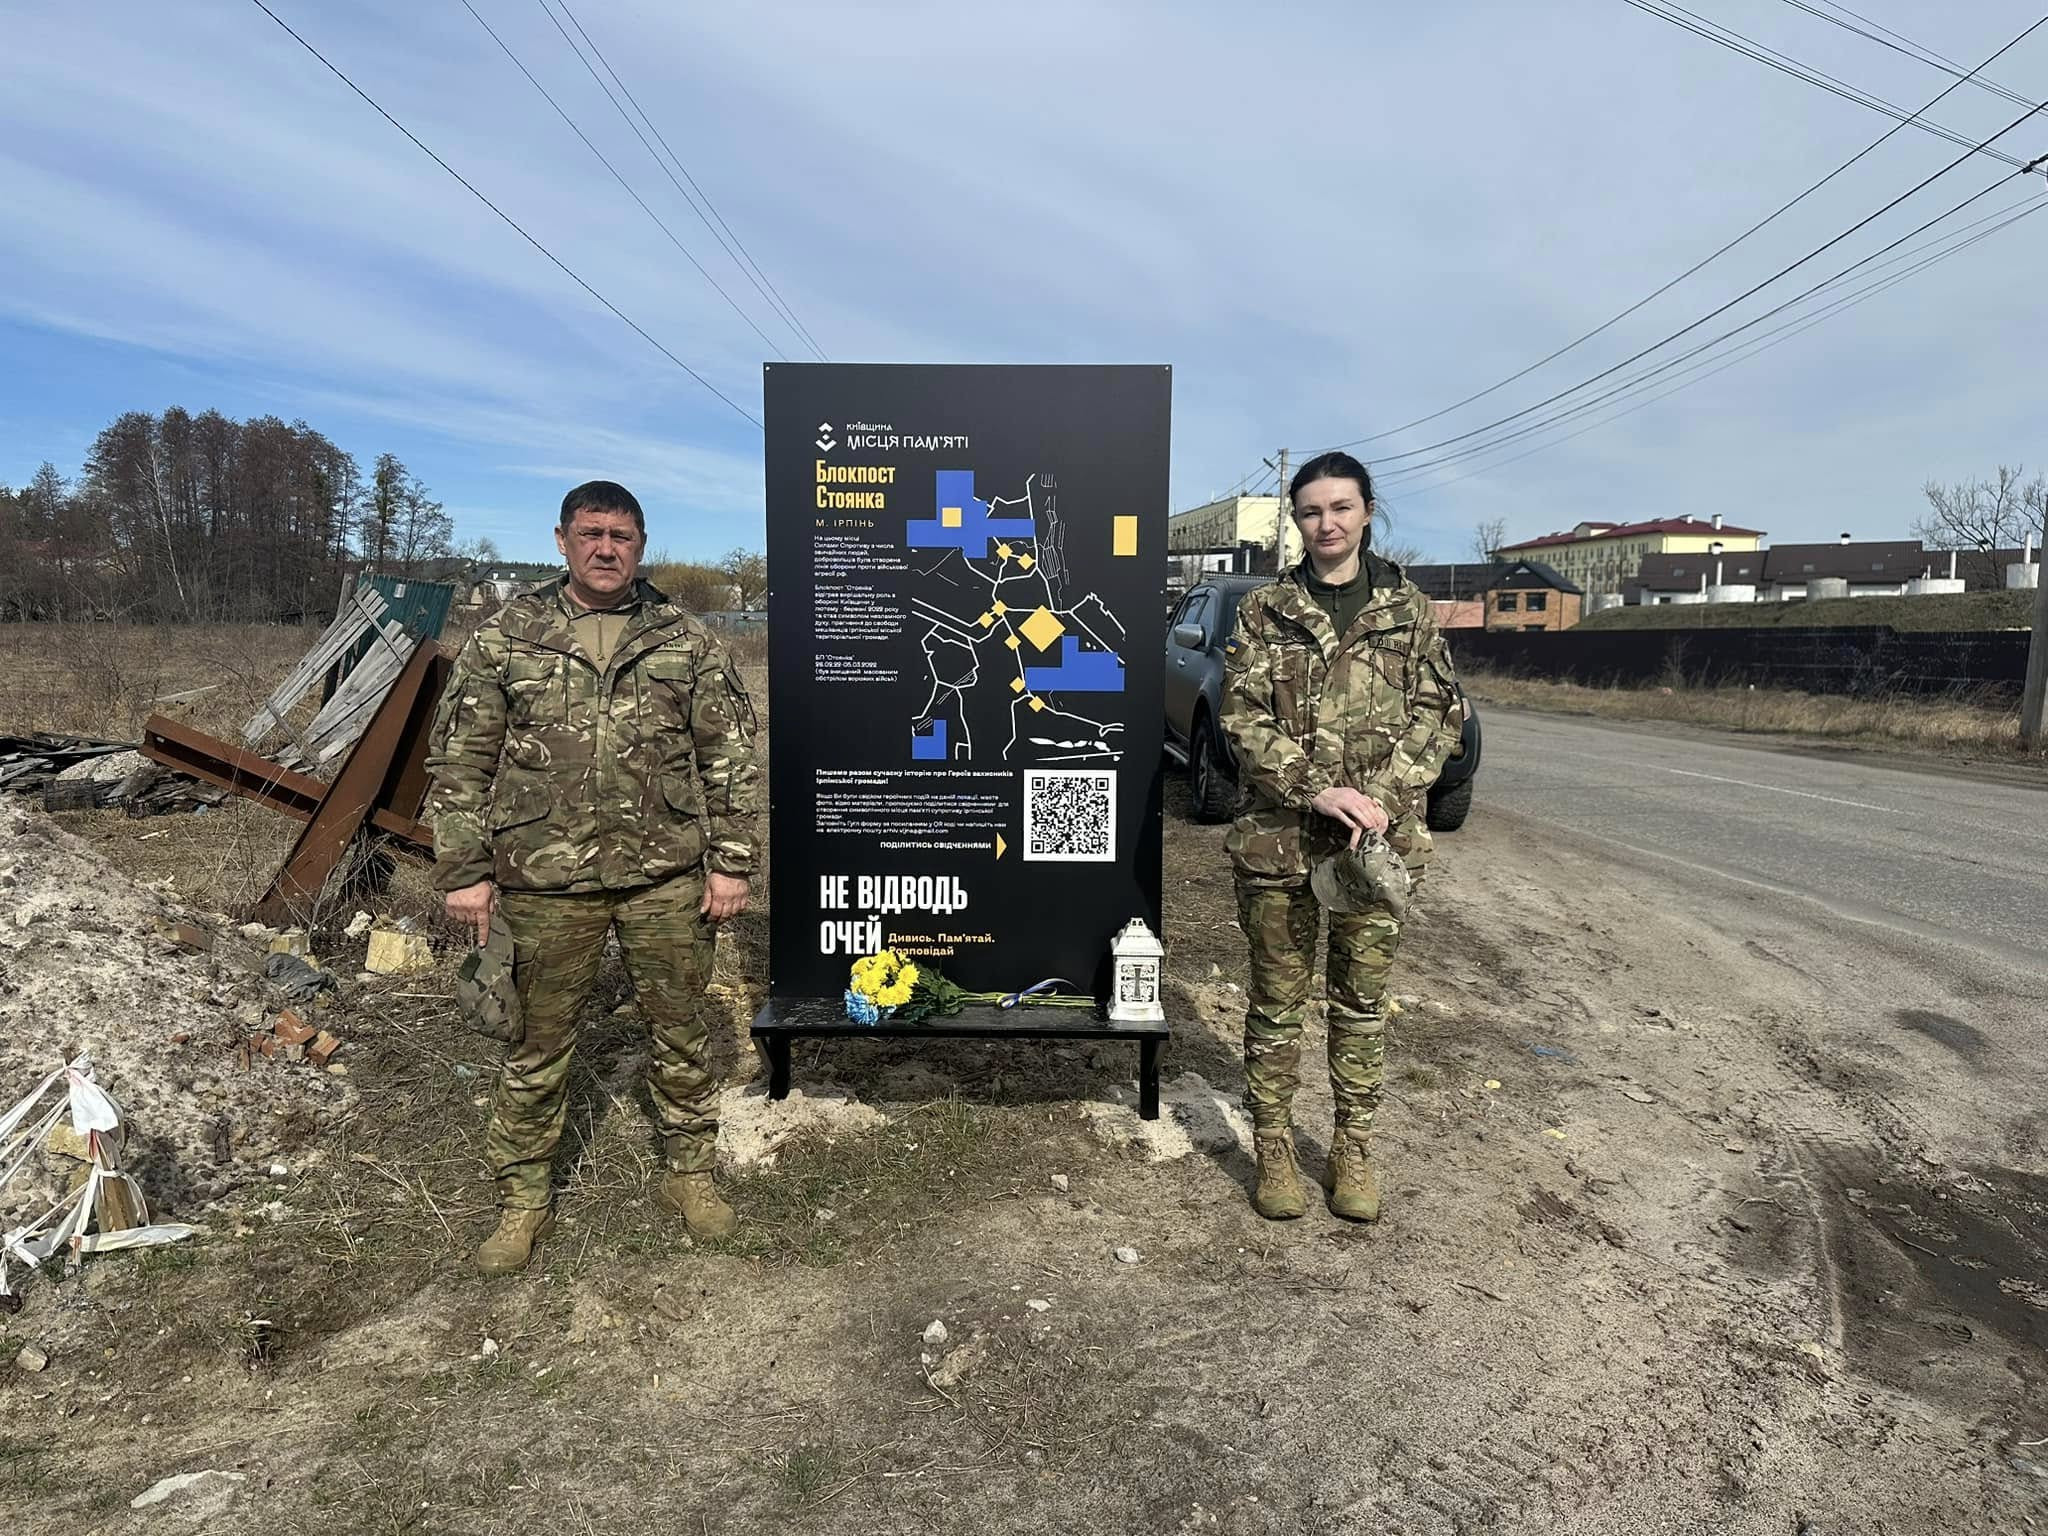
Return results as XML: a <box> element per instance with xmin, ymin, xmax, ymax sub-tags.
<box><xmin>1028</xmin><ymin>696</ymin><xmax>1046</xmax><ymax>712</ymax></box>
<box><xmin>1018</xmin><ymin>605</ymin><xmax>1066</xmax><ymax>652</ymax></box>
<box><xmin>1004</xmin><ymin>634</ymin><xmax>1021</xmax><ymax>650</ymax></box>
<box><xmin>1019</xmin><ymin>554</ymin><xmax>1035</xmax><ymax>570</ymax></box>
<box><xmin>977</xmin><ymin>611</ymin><xmax>995</xmax><ymax>628</ymax></box>
<box><xmin>1112</xmin><ymin>515</ymin><xmax>1138</xmax><ymax>557</ymax></box>
<box><xmin>1009</xmin><ymin>676</ymin><xmax>1026</xmax><ymax>694</ymax></box>
<box><xmin>941</xmin><ymin>506</ymin><xmax>962</xmax><ymax>527</ymax></box>
<box><xmin>992</xmin><ymin>600</ymin><xmax>1007</xmax><ymax>614</ymax></box>
<box><xmin>995</xmin><ymin>542</ymin><xmax>1012</xmax><ymax>560</ymax></box>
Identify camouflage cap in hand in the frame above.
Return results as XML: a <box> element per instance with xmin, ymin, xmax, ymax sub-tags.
<box><xmin>1309</xmin><ymin>832</ymin><xmax>1412</xmax><ymax>920</ymax></box>
<box><xmin>453</xmin><ymin>908</ymin><xmax>523</xmax><ymax>1045</ymax></box>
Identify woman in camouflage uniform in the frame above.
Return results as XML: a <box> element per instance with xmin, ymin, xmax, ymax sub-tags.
<box><xmin>1220</xmin><ymin>452</ymin><xmax>1463</xmax><ymax>1222</ymax></box>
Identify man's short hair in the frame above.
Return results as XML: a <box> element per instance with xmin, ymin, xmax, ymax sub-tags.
<box><xmin>559</xmin><ymin>480</ymin><xmax>645</xmax><ymax>534</ymax></box>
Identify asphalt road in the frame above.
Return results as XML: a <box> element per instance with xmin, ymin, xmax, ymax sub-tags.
<box><xmin>1474</xmin><ymin>708</ymin><xmax>2048</xmax><ymax>973</ymax></box>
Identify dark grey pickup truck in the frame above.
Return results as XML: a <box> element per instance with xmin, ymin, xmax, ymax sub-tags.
<box><xmin>1162</xmin><ymin>573</ymin><xmax>1481</xmax><ymax>828</ymax></box>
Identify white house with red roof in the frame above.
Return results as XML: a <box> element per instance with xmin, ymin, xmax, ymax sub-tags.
<box><xmin>1494</xmin><ymin>513</ymin><xmax>1766</xmax><ymax>599</ymax></box>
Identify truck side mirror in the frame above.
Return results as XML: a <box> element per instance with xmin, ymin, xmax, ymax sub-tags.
<box><xmin>1171</xmin><ymin>622</ymin><xmax>1205</xmax><ymax>650</ymax></box>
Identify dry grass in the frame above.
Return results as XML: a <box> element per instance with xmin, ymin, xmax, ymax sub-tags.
<box><xmin>1464</xmin><ymin>667</ymin><xmax>2045</xmax><ymax>763</ymax></box>
<box><xmin>0</xmin><ymin>621</ymin><xmax>316</xmax><ymax>741</ymax></box>
<box><xmin>1575</xmin><ymin>588</ymin><xmax>2036</xmax><ymax>632</ymax></box>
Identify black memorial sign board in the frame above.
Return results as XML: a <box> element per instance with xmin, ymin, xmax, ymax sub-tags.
<box><xmin>764</xmin><ymin>364</ymin><xmax>1169</xmax><ymax>1001</ymax></box>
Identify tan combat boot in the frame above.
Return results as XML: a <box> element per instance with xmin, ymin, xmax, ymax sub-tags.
<box><xmin>474</xmin><ymin>1207</ymin><xmax>555</xmax><ymax>1275</ymax></box>
<box><xmin>656</xmin><ymin>1171</ymin><xmax>738</xmax><ymax>1239</ymax></box>
<box><xmin>1252</xmin><ymin>1129</ymin><xmax>1307</xmax><ymax>1220</ymax></box>
<box><xmin>1325</xmin><ymin>1132</ymin><xmax>1382</xmax><ymax>1223</ymax></box>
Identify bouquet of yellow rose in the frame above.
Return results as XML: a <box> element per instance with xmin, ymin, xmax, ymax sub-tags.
<box><xmin>844</xmin><ymin>949</ymin><xmax>1095</xmax><ymax>1025</ymax></box>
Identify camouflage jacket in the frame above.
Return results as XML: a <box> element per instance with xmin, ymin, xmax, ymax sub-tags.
<box><xmin>1220</xmin><ymin>555</ymin><xmax>1462</xmax><ymax>885</ymax></box>
<box><xmin>424</xmin><ymin>577</ymin><xmax>761</xmax><ymax>894</ymax></box>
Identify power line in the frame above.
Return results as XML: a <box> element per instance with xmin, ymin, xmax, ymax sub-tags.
<box><xmin>540</xmin><ymin>0</ymin><xmax>829</xmax><ymax>362</ymax></box>
<box><xmin>1618</xmin><ymin>0</ymin><xmax>2043</xmax><ymax>169</ymax></box>
<box><xmin>1376</xmin><ymin>187</ymin><xmax>2048</xmax><ymax>485</ymax></box>
<box><xmin>551</xmin><ymin>0</ymin><xmax>826</xmax><ymax>362</ymax></box>
<box><xmin>458</xmin><ymin>0</ymin><xmax>789</xmax><ymax>362</ymax></box>
<box><xmin>1388</xmin><ymin>205</ymin><xmax>2042</xmax><ymax>507</ymax></box>
<box><xmin>1775</xmin><ymin>0</ymin><xmax>2033</xmax><ymax>108</ymax></box>
<box><xmin>1331</xmin><ymin>92</ymin><xmax>2048</xmax><ymax>470</ymax></box>
<box><xmin>1311</xmin><ymin>10</ymin><xmax>2048</xmax><ymax>456</ymax></box>
<box><xmin>1381</xmin><ymin>201</ymin><xmax>2041</xmax><ymax>493</ymax></box>
<box><xmin>1374</xmin><ymin>169</ymin><xmax>2046</xmax><ymax>484</ymax></box>
<box><xmin>1383</xmin><ymin>192</ymin><xmax>2048</xmax><ymax>499</ymax></box>
<box><xmin>247</xmin><ymin>0</ymin><xmax>762</xmax><ymax>429</ymax></box>
<box><xmin>1200</xmin><ymin>463</ymin><xmax>1273</xmax><ymax>504</ymax></box>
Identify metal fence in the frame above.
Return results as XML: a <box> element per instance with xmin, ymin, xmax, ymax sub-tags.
<box><xmin>699</xmin><ymin>609</ymin><xmax>768</xmax><ymax>631</ymax></box>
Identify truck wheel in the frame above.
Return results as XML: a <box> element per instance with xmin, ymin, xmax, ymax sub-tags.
<box><xmin>1425</xmin><ymin>778</ymin><xmax>1473</xmax><ymax>832</ymax></box>
<box><xmin>1190</xmin><ymin>716</ymin><xmax>1235</xmax><ymax>824</ymax></box>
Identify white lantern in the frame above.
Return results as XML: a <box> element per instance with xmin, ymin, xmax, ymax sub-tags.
<box><xmin>1108</xmin><ymin>918</ymin><xmax>1165</xmax><ymax>1024</ymax></box>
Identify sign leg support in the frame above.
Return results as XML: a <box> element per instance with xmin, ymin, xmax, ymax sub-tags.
<box><xmin>766</xmin><ymin>1034</ymin><xmax>792</xmax><ymax>1101</ymax></box>
<box><xmin>1139</xmin><ymin>1038</ymin><xmax>1162</xmax><ymax>1121</ymax></box>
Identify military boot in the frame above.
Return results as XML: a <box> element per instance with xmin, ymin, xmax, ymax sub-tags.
<box><xmin>1252</xmin><ymin>1129</ymin><xmax>1307</xmax><ymax>1220</ymax></box>
<box><xmin>656</xmin><ymin>1171</ymin><xmax>737</xmax><ymax>1239</ymax></box>
<box><xmin>474</xmin><ymin>1207</ymin><xmax>555</xmax><ymax>1275</ymax></box>
<box><xmin>1325</xmin><ymin>1132</ymin><xmax>1382</xmax><ymax>1223</ymax></box>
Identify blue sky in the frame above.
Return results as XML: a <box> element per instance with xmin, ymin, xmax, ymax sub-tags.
<box><xmin>3</xmin><ymin>0</ymin><xmax>2044</xmax><ymax>562</ymax></box>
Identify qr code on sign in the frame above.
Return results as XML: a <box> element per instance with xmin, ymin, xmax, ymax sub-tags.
<box><xmin>1023</xmin><ymin>769</ymin><xmax>1117</xmax><ymax>862</ymax></box>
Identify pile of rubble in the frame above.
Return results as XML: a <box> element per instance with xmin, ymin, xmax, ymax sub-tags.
<box><xmin>0</xmin><ymin>802</ymin><xmax>355</xmax><ymax>1229</ymax></box>
<box><xmin>0</xmin><ymin>733</ymin><xmax>224</xmax><ymax>815</ymax></box>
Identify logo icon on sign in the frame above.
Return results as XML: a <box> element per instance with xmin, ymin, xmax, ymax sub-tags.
<box><xmin>816</xmin><ymin>421</ymin><xmax>836</xmax><ymax>452</ymax></box>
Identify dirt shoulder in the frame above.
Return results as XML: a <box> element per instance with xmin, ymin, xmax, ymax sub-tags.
<box><xmin>1465</xmin><ymin>671</ymin><xmax>2048</xmax><ymax>788</ymax></box>
<box><xmin>1</xmin><ymin>770</ymin><xmax>2037</xmax><ymax>1534</ymax></box>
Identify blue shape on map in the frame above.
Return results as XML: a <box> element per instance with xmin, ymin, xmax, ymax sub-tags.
<box><xmin>1025</xmin><ymin>637</ymin><xmax>1125</xmax><ymax>694</ymax></box>
<box><xmin>911</xmin><ymin>718</ymin><xmax>948</xmax><ymax>760</ymax></box>
<box><xmin>906</xmin><ymin>469</ymin><xmax>1035</xmax><ymax>558</ymax></box>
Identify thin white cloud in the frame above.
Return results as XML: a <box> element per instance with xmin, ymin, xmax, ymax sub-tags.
<box><xmin>1</xmin><ymin>0</ymin><xmax>2042</xmax><ymax>555</ymax></box>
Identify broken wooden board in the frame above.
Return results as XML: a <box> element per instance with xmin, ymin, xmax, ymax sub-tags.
<box><xmin>240</xmin><ymin>587</ymin><xmax>395</xmax><ymax>746</ymax></box>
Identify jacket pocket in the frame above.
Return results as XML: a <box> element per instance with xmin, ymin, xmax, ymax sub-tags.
<box><xmin>660</xmin><ymin>768</ymin><xmax>706</xmax><ymax>817</ymax></box>
<box><xmin>487</xmin><ymin>771</ymin><xmax>550</xmax><ymax>832</ymax></box>
<box><xmin>1365</xmin><ymin>626</ymin><xmax>1415</xmax><ymax>692</ymax></box>
<box><xmin>643</xmin><ymin>770</ymin><xmax>707</xmax><ymax>874</ymax></box>
<box><xmin>1226</xmin><ymin>805</ymin><xmax>1310</xmax><ymax>881</ymax></box>
<box><xmin>502</xmin><ymin>650</ymin><xmax>561</xmax><ymax>725</ymax></box>
<box><xmin>1270</xmin><ymin>643</ymin><xmax>1319</xmax><ymax>748</ymax></box>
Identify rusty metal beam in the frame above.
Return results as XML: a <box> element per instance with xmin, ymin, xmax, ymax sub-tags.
<box><xmin>141</xmin><ymin>715</ymin><xmax>429</xmax><ymax>846</ymax></box>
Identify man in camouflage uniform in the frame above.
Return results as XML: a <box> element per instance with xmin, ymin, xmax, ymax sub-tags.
<box><xmin>425</xmin><ymin>480</ymin><xmax>761</xmax><ymax>1274</ymax></box>
<box><xmin>1220</xmin><ymin>452</ymin><xmax>1462</xmax><ymax>1223</ymax></box>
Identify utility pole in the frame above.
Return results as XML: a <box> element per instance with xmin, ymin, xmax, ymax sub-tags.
<box><xmin>2023</xmin><ymin>539</ymin><xmax>2048</xmax><ymax>749</ymax></box>
<box><xmin>1265</xmin><ymin>447</ymin><xmax>1290</xmax><ymax>574</ymax></box>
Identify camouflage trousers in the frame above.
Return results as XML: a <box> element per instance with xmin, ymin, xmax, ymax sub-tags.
<box><xmin>1236</xmin><ymin>881</ymin><xmax>1404</xmax><ymax>1135</ymax></box>
<box><xmin>489</xmin><ymin>874</ymin><xmax>720</xmax><ymax>1209</ymax></box>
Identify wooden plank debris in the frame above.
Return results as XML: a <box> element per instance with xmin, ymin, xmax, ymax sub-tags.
<box><xmin>240</xmin><ymin>587</ymin><xmax>394</xmax><ymax>746</ymax></box>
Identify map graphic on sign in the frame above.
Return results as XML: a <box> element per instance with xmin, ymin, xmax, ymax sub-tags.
<box><xmin>902</xmin><ymin>468</ymin><xmax>1130</xmax><ymax>765</ymax></box>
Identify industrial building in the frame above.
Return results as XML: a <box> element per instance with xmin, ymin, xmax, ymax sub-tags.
<box><xmin>1168</xmin><ymin>493</ymin><xmax>1300</xmax><ymax>576</ymax></box>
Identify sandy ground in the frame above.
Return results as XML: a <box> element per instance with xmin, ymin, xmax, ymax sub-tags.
<box><xmin>0</xmin><ymin>803</ymin><xmax>355</xmax><ymax>1226</ymax></box>
<box><xmin>0</xmin><ymin>698</ymin><xmax>2041</xmax><ymax>1531</ymax></box>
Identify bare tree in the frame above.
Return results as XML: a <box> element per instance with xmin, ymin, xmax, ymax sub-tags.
<box><xmin>362</xmin><ymin>453</ymin><xmax>452</xmax><ymax>576</ymax></box>
<box><xmin>1914</xmin><ymin>464</ymin><xmax>2047</xmax><ymax>588</ymax></box>
<box><xmin>1472</xmin><ymin>517</ymin><xmax>1508</xmax><ymax>566</ymax></box>
<box><xmin>643</xmin><ymin>552</ymin><xmax>731</xmax><ymax>611</ymax></box>
<box><xmin>721</xmin><ymin>547</ymin><xmax>768</xmax><ymax>609</ymax></box>
<box><xmin>1376</xmin><ymin>539</ymin><xmax>1429</xmax><ymax>568</ymax></box>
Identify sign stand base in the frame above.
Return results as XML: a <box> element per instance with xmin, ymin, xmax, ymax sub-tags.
<box><xmin>751</xmin><ymin>1000</ymin><xmax>1167</xmax><ymax>1120</ymax></box>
